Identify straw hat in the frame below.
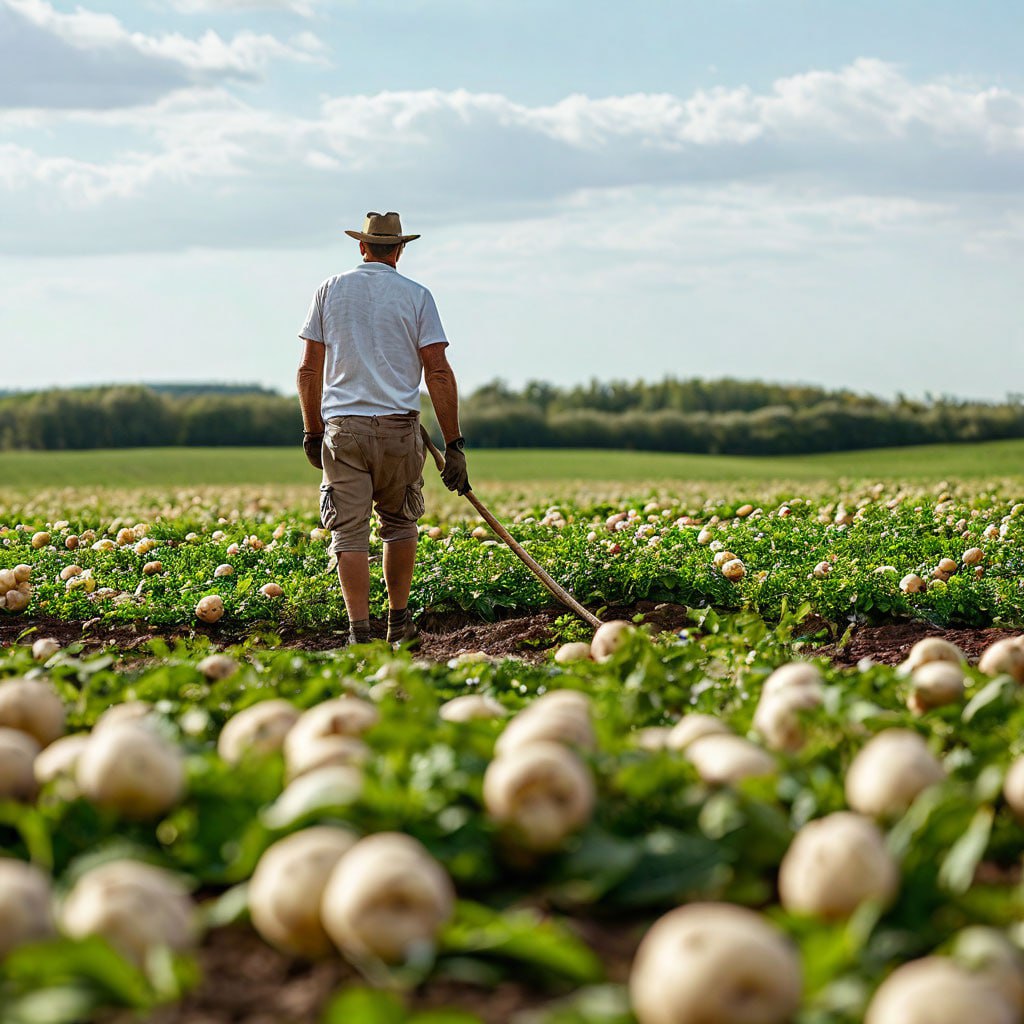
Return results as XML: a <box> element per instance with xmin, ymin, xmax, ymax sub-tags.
<box><xmin>345</xmin><ymin>211</ymin><xmax>420</xmax><ymax>245</ymax></box>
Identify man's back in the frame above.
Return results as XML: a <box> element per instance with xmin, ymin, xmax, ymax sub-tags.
<box><xmin>300</xmin><ymin>262</ymin><xmax>447</xmax><ymax>418</ymax></box>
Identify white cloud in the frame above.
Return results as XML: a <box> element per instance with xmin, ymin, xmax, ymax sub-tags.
<box><xmin>0</xmin><ymin>0</ymin><xmax>326</xmax><ymax>109</ymax></box>
<box><xmin>167</xmin><ymin>0</ymin><xmax>320</xmax><ymax>15</ymax></box>
<box><xmin>0</xmin><ymin>60</ymin><xmax>1021</xmax><ymax>255</ymax></box>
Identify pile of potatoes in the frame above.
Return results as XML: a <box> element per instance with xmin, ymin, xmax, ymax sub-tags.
<box><xmin>0</xmin><ymin>564</ymin><xmax>32</xmax><ymax>614</ymax></box>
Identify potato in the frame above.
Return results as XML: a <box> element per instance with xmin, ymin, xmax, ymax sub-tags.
<box><xmin>266</xmin><ymin>765</ymin><xmax>363</xmax><ymax>827</ymax></box>
<box><xmin>0</xmin><ymin>568</ymin><xmax>14</xmax><ymax>592</ymax></box>
<box><xmin>762</xmin><ymin>661</ymin><xmax>824</xmax><ymax>699</ymax></box>
<box><xmin>962</xmin><ymin>548</ymin><xmax>984</xmax><ymax>566</ymax></box>
<box><xmin>1002</xmin><ymin>756</ymin><xmax>1024</xmax><ymax>821</ymax></box>
<box><xmin>282</xmin><ymin>698</ymin><xmax>379</xmax><ymax>764</ymax></box>
<box><xmin>721</xmin><ymin>558</ymin><xmax>746</xmax><ymax>581</ymax></box>
<box><xmin>712</xmin><ymin>550</ymin><xmax>738</xmax><ymax>568</ymax></box>
<box><xmin>3</xmin><ymin>589</ymin><xmax>30</xmax><ymax>614</ymax></box>
<box><xmin>778</xmin><ymin>812</ymin><xmax>899</xmax><ymax>919</ymax></box>
<box><xmin>218</xmin><ymin>700</ymin><xmax>299</xmax><ymax>764</ymax></box>
<box><xmin>0</xmin><ymin>728</ymin><xmax>40</xmax><ymax>802</ymax></box>
<box><xmin>494</xmin><ymin>698</ymin><xmax>595</xmax><ymax>757</ymax></box>
<box><xmin>142</xmin><ymin>561</ymin><xmax>163</xmax><ymax>576</ymax></box>
<box><xmin>249</xmin><ymin>826</ymin><xmax>357</xmax><ymax>957</ymax></box>
<box><xmin>94</xmin><ymin>701</ymin><xmax>153</xmax><ymax>732</ymax></box>
<box><xmin>634</xmin><ymin>726</ymin><xmax>673</xmax><ymax>751</ymax></box>
<box><xmin>979</xmin><ymin>638</ymin><xmax>1024</xmax><ymax>684</ymax></box>
<box><xmin>908</xmin><ymin>661</ymin><xmax>965</xmax><ymax>713</ymax></box>
<box><xmin>590</xmin><ymin>619</ymin><xmax>634</xmax><ymax>661</ymax></box>
<box><xmin>553</xmin><ymin>642</ymin><xmax>592</xmax><ymax>664</ymax></box>
<box><xmin>865</xmin><ymin>956</ymin><xmax>1016</xmax><ymax>1024</ymax></box>
<box><xmin>630</xmin><ymin>902</ymin><xmax>802</xmax><ymax>1024</ymax></box>
<box><xmin>34</xmin><ymin>733</ymin><xmax>90</xmax><ymax>788</ymax></box>
<box><xmin>320</xmin><ymin>832</ymin><xmax>455</xmax><ymax>963</ymax></box>
<box><xmin>685</xmin><ymin>734</ymin><xmax>775</xmax><ymax>785</ymax></box>
<box><xmin>195</xmin><ymin>595</ymin><xmax>224</xmax><ymax>624</ymax></box>
<box><xmin>0</xmin><ymin>859</ymin><xmax>56</xmax><ymax>958</ymax></box>
<box><xmin>754</xmin><ymin>686</ymin><xmax>822</xmax><ymax>753</ymax></box>
<box><xmin>259</xmin><ymin>582</ymin><xmax>284</xmax><ymax>598</ymax></box>
<box><xmin>666</xmin><ymin>714</ymin><xmax>730</xmax><ymax>751</ymax></box>
<box><xmin>30</xmin><ymin>532</ymin><xmax>50</xmax><ymax>549</ymax></box>
<box><xmin>13</xmin><ymin>565</ymin><xmax>31</xmax><ymax>584</ymax></box>
<box><xmin>31</xmin><ymin>638</ymin><xmax>61</xmax><ymax>662</ymax></box>
<box><xmin>196</xmin><ymin>653</ymin><xmax>238</xmax><ymax>680</ymax></box>
<box><xmin>484</xmin><ymin>741</ymin><xmax>595</xmax><ymax>852</ymax></box>
<box><xmin>61</xmin><ymin>860</ymin><xmax>196</xmax><ymax>967</ymax></box>
<box><xmin>845</xmin><ymin>730</ymin><xmax>945</xmax><ymax>818</ymax></box>
<box><xmin>77</xmin><ymin>723</ymin><xmax>185</xmax><ymax>819</ymax></box>
<box><xmin>952</xmin><ymin>927</ymin><xmax>1024</xmax><ymax>1013</ymax></box>
<box><xmin>214</xmin><ymin>564</ymin><xmax>234</xmax><ymax>577</ymax></box>
<box><xmin>900</xmin><ymin>573</ymin><xmax>926</xmax><ymax>594</ymax></box>
<box><xmin>902</xmin><ymin>636</ymin><xmax>965</xmax><ymax>671</ymax></box>
<box><xmin>0</xmin><ymin>679</ymin><xmax>65</xmax><ymax>748</ymax></box>
<box><xmin>286</xmin><ymin>735</ymin><xmax>369</xmax><ymax>781</ymax></box>
<box><xmin>438</xmin><ymin>694</ymin><xmax>507</xmax><ymax>723</ymax></box>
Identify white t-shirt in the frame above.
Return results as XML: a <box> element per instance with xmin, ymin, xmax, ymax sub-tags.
<box><xmin>299</xmin><ymin>262</ymin><xmax>448</xmax><ymax>419</ymax></box>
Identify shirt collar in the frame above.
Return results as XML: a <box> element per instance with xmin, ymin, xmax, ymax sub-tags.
<box><xmin>357</xmin><ymin>262</ymin><xmax>396</xmax><ymax>272</ymax></box>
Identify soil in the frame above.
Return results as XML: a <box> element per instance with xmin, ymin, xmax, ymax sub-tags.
<box><xmin>4</xmin><ymin>603</ymin><xmax>1021</xmax><ymax>668</ymax></box>
<box><xmin>100</xmin><ymin>917</ymin><xmax>639</xmax><ymax>1024</ymax></box>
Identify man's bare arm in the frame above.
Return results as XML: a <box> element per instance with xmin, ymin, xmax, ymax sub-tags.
<box><xmin>297</xmin><ymin>339</ymin><xmax>326</xmax><ymax>433</ymax></box>
<box><xmin>420</xmin><ymin>343</ymin><xmax>462</xmax><ymax>443</ymax></box>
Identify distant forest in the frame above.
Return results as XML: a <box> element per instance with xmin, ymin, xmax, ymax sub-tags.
<box><xmin>3</xmin><ymin>379</ymin><xmax>1024</xmax><ymax>455</ymax></box>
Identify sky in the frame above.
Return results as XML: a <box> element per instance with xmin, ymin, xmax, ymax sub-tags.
<box><xmin>1</xmin><ymin>0</ymin><xmax>1022</xmax><ymax>401</ymax></box>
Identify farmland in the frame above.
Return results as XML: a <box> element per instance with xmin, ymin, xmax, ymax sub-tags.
<box><xmin>2</xmin><ymin>448</ymin><xmax>1024</xmax><ymax>1023</ymax></box>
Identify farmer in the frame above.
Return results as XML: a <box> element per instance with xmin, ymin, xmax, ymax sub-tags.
<box><xmin>296</xmin><ymin>211</ymin><xmax>469</xmax><ymax>646</ymax></box>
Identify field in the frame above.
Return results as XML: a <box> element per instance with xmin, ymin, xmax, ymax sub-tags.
<box><xmin>2</xmin><ymin>443</ymin><xmax>1024</xmax><ymax>1023</ymax></box>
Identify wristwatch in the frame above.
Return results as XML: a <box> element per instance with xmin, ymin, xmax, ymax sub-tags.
<box><xmin>446</xmin><ymin>436</ymin><xmax>466</xmax><ymax>452</ymax></box>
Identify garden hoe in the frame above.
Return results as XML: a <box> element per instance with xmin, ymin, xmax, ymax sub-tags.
<box><xmin>421</xmin><ymin>427</ymin><xmax>602</xmax><ymax>630</ymax></box>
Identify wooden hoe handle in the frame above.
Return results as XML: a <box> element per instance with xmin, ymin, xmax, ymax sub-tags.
<box><xmin>420</xmin><ymin>427</ymin><xmax>602</xmax><ymax>630</ymax></box>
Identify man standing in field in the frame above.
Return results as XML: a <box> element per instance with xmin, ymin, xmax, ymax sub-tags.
<box><xmin>296</xmin><ymin>211</ymin><xmax>469</xmax><ymax>646</ymax></box>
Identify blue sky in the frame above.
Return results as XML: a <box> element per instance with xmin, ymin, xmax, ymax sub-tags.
<box><xmin>1</xmin><ymin>0</ymin><xmax>1022</xmax><ymax>400</ymax></box>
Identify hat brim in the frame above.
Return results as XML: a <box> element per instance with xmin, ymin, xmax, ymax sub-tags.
<box><xmin>345</xmin><ymin>230</ymin><xmax>420</xmax><ymax>244</ymax></box>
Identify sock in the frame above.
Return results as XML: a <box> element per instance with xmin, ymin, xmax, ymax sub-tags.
<box><xmin>388</xmin><ymin>607</ymin><xmax>409</xmax><ymax>627</ymax></box>
<box><xmin>349</xmin><ymin>618</ymin><xmax>372</xmax><ymax>644</ymax></box>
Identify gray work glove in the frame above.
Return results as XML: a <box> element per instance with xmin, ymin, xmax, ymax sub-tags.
<box><xmin>441</xmin><ymin>437</ymin><xmax>471</xmax><ymax>494</ymax></box>
<box><xmin>303</xmin><ymin>431</ymin><xmax>324</xmax><ymax>470</ymax></box>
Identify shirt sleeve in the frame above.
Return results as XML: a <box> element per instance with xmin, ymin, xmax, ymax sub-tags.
<box><xmin>417</xmin><ymin>289</ymin><xmax>449</xmax><ymax>349</ymax></box>
<box><xmin>298</xmin><ymin>283</ymin><xmax>327</xmax><ymax>343</ymax></box>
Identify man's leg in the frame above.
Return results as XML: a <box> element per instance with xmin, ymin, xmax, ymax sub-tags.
<box><xmin>336</xmin><ymin>555</ymin><xmax>371</xmax><ymax>642</ymax></box>
<box><xmin>383</xmin><ymin>537</ymin><xmax>417</xmax><ymax>610</ymax></box>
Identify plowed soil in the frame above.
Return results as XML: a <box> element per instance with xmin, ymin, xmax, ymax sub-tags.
<box><xmin>3</xmin><ymin>604</ymin><xmax>1022</xmax><ymax>666</ymax></box>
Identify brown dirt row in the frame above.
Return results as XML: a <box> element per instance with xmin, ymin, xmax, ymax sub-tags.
<box><xmin>3</xmin><ymin>604</ymin><xmax>1021</xmax><ymax>666</ymax></box>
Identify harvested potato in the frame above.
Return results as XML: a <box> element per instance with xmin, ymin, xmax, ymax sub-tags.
<box><xmin>0</xmin><ymin>859</ymin><xmax>56</xmax><ymax>958</ymax></box>
<box><xmin>0</xmin><ymin>728</ymin><xmax>41</xmax><ymax>802</ymax></box>
<box><xmin>249</xmin><ymin>826</ymin><xmax>357</xmax><ymax>957</ymax></box>
<box><xmin>34</xmin><ymin>733</ymin><xmax>90</xmax><ymax>788</ymax></box>
<box><xmin>630</xmin><ymin>902</ymin><xmax>802</xmax><ymax>1024</ymax></box>
<box><xmin>754</xmin><ymin>685</ymin><xmax>823</xmax><ymax>753</ymax></box>
<box><xmin>438</xmin><ymin>694</ymin><xmax>507</xmax><ymax>723</ymax></box>
<box><xmin>218</xmin><ymin>700</ymin><xmax>299</xmax><ymax>764</ymax></box>
<box><xmin>846</xmin><ymin>730</ymin><xmax>945</xmax><ymax>818</ymax></box>
<box><xmin>979</xmin><ymin>638</ymin><xmax>1024</xmax><ymax>684</ymax></box>
<box><xmin>195</xmin><ymin>595</ymin><xmax>224</xmax><ymax>624</ymax></box>
<box><xmin>61</xmin><ymin>860</ymin><xmax>197</xmax><ymax>967</ymax></box>
<box><xmin>286</xmin><ymin>735</ymin><xmax>369</xmax><ymax>781</ymax></box>
<box><xmin>779</xmin><ymin>812</ymin><xmax>899</xmax><ymax>919</ymax></box>
<box><xmin>0</xmin><ymin>679</ymin><xmax>65</xmax><ymax>747</ymax></box>
<box><xmin>590</xmin><ymin>619</ymin><xmax>634</xmax><ymax>661</ymax></box>
<box><xmin>320</xmin><ymin>832</ymin><xmax>455</xmax><ymax>964</ymax></box>
<box><xmin>494</xmin><ymin>694</ymin><xmax>594</xmax><ymax>756</ymax></box>
<box><xmin>554</xmin><ymin>642</ymin><xmax>592</xmax><ymax>664</ymax></box>
<box><xmin>32</xmin><ymin>638</ymin><xmax>61</xmax><ymax>661</ymax></box>
<box><xmin>196</xmin><ymin>654</ymin><xmax>239</xmax><ymax>681</ymax></box>
<box><xmin>685</xmin><ymin>734</ymin><xmax>775</xmax><ymax>785</ymax></box>
<box><xmin>902</xmin><ymin>637</ymin><xmax>965</xmax><ymax>672</ymax></box>
<box><xmin>908</xmin><ymin>661</ymin><xmax>965</xmax><ymax>713</ymax></box>
<box><xmin>484</xmin><ymin>740</ymin><xmax>595</xmax><ymax>852</ymax></box>
<box><xmin>77</xmin><ymin>723</ymin><xmax>185</xmax><ymax>819</ymax></box>
<box><xmin>865</xmin><ymin>956</ymin><xmax>1016</xmax><ymax>1024</ymax></box>
<box><xmin>282</xmin><ymin>698</ymin><xmax>379</xmax><ymax>764</ymax></box>
<box><xmin>665</xmin><ymin>714</ymin><xmax>730</xmax><ymax>752</ymax></box>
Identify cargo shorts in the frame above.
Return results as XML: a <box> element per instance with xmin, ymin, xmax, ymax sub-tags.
<box><xmin>319</xmin><ymin>412</ymin><xmax>426</xmax><ymax>554</ymax></box>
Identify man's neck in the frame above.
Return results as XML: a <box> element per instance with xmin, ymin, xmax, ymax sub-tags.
<box><xmin>363</xmin><ymin>255</ymin><xmax>399</xmax><ymax>269</ymax></box>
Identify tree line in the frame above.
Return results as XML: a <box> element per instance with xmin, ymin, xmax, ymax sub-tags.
<box><xmin>2</xmin><ymin>380</ymin><xmax>1024</xmax><ymax>456</ymax></box>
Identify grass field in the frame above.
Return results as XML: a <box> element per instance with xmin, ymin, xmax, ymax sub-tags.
<box><xmin>4</xmin><ymin>438</ymin><xmax>1024</xmax><ymax>490</ymax></box>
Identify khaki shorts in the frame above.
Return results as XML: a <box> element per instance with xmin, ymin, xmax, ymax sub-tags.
<box><xmin>319</xmin><ymin>413</ymin><xmax>426</xmax><ymax>553</ymax></box>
